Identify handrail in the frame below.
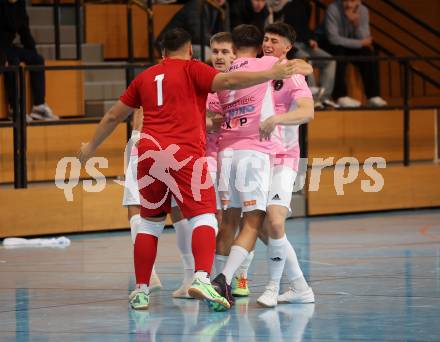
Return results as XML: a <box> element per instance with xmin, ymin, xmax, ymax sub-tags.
<box><xmin>368</xmin><ymin>23</ymin><xmax>440</xmax><ymax>72</ymax></box>
<box><xmin>310</xmin><ymin>0</ymin><xmax>440</xmax><ymax>89</ymax></box>
<box><xmin>1</xmin><ymin>56</ymin><xmax>439</xmax><ymax>189</ymax></box>
<box><xmin>380</xmin><ymin>0</ymin><xmax>440</xmax><ymax>38</ymax></box>
<box><xmin>377</xmin><ymin>45</ymin><xmax>440</xmax><ymax>89</ymax></box>
<box><xmin>363</xmin><ymin>2</ymin><xmax>440</xmax><ymax>55</ymax></box>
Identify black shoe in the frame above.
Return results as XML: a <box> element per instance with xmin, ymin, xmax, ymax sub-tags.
<box><xmin>212</xmin><ymin>273</ymin><xmax>235</xmax><ymax>306</ymax></box>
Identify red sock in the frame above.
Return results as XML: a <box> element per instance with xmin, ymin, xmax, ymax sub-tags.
<box><xmin>134</xmin><ymin>233</ymin><xmax>158</xmax><ymax>285</ymax></box>
<box><xmin>192</xmin><ymin>226</ymin><xmax>216</xmax><ymax>274</ymax></box>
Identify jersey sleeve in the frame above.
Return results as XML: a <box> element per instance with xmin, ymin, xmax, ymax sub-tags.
<box><xmin>206</xmin><ymin>94</ymin><xmax>222</xmax><ymax>113</ymax></box>
<box><xmin>120</xmin><ymin>76</ymin><xmax>141</xmax><ymax>108</ymax></box>
<box><xmin>189</xmin><ymin>60</ymin><xmax>220</xmax><ymax>94</ymax></box>
<box><xmin>289</xmin><ymin>75</ymin><xmax>313</xmax><ymax>100</ymax></box>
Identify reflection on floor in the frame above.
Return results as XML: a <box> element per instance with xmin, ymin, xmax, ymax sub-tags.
<box><xmin>1</xmin><ymin>209</ymin><xmax>439</xmax><ymax>341</ymax></box>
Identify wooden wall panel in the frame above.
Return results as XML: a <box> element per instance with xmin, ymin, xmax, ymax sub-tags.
<box><xmin>0</xmin><ymin>182</ymin><xmax>173</xmax><ymax>238</ymax></box>
<box><xmin>0</xmin><ymin>124</ymin><xmax>126</xmax><ymax>183</ymax></box>
<box><xmin>307</xmin><ymin>164</ymin><xmax>440</xmax><ymax>215</ymax></box>
<box><xmin>85</xmin><ymin>4</ymin><xmax>128</xmax><ymax>59</ymax></box>
<box><xmin>308</xmin><ymin>109</ymin><xmax>436</xmax><ymax>163</ymax></box>
<box><xmin>85</xmin><ymin>4</ymin><xmax>182</xmax><ymax>59</ymax></box>
<box><xmin>0</xmin><ymin>184</ymin><xmax>83</xmax><ymax>237</ymax></box>
<box><xmin>0</xmin><ymin>74</ymin><xmax>9</xmax><ymax>119</ymax></box>
<box><xmin>42</xmin><ymin>60</ymin><xmax>85</xmax><ymax>117</ymax></box>
<box><xmin>82</xmin><ymin>181</ymin><xmax>127</xmax><ymax>232</ymax></box>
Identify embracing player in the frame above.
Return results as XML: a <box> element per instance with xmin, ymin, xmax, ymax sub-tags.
<box><xmin>79</xmin><ymin>28</ymin><xmax>297</xmax><ymax>312</ymax></box>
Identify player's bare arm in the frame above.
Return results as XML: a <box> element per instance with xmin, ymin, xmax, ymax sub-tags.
<box><xmin>259</xmin><ymin>97</ymin><xmax>314</xmax><ymax>140</ymax></box>
<box><xmin>132</xmin><ymin>107</ymin><xmax>143</xmax><ymax>131</ymax></box>
<box><xmin>206</xmin><ymin>111</ymin><xmax>223</xmax><ymax>133</ymax></box>
<box><xmin>211</xmin><ymin>58</ymin><xmax>295</xmax><ymax>91</ymax></box>
<box><xmin>78</xmin><ymin>101</ymin><xmax>134</xmax><ymax>164</ymax></box>
<box><xmin>291</xmin><ymin>59</ymin><xmax>313</xmax><ymax>76</ymax></box>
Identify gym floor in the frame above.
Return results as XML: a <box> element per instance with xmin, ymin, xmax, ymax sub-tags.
<box><xmin>1</xmin><ymin>209</ymin><xmax>439</xmax><ymax>341</ymax></box>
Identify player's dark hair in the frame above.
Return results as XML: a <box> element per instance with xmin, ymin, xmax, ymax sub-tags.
<box><xmin>210</xmin><ymin>32</ymin><xmax>233</xmax><ymax>46</ymax></box>
<box><xmin>160</xmin><ymin>28</ymin><xmax>192</xmax><ymax>54</ymax></box>
<box><xmin>264</xmin><ymin>22</ymin><xmax>297</xmax><ymax>45</ymax></box>
<box><xmin>231</xmin><ymin>24</ymin><xmax>263</xmax><ymax>50</ymax></box>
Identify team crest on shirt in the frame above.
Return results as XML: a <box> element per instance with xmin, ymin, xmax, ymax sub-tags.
<box><xmin>272</xmin><ymin>80</ymin><xmax>284</xmax><ymax>91</ymax></box>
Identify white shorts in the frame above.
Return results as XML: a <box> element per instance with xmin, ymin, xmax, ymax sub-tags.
<box><xmin>122</xmin><ymin>154</ymin><xmax>140</xmax><ymax>207</ymax></box>
<box><xmin>267</xmin><ymin>164</ymin><xmax>297</xmax><ymax>212</ymax></box>
<box><xmin>218</xmin><ymin>149</ymin><xmax>271</xmax><ymax>213</ymax></box>
<box><xmin>170</xmin><ymin>170</ymin><xmax>221</xmax><ymax>211</ymax></box>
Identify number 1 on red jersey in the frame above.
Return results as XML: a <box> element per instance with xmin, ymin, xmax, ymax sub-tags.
<box><xmin>155</xmin><ymin>74</ymin><xmax>165</xmax><ymax>106</ymax></box>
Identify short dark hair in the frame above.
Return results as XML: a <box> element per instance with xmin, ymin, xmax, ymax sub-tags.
<box><xmin>210</xmin><ymin>32</ymin><xmax>233</xmax><ymax>46</ymax></box>
<box><xmin>264</xmin><ymin>23</ymin><xmax>297</xmax><ymax>45</ymax></box>
<box><xmin>232</xmin><ymin>24</ymin><xmax>263</xmax><ymax>50</ymax></box>
<box><xmin>160</xmin><ymin>28</ymin><xmax>192</xmax><ymax>53</ymax></box>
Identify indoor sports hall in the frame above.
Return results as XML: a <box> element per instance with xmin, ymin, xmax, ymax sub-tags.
<box><xmin>1</xmin><ymin>1</ymin><xmax>439</xmax><ymax>341</ymax></box>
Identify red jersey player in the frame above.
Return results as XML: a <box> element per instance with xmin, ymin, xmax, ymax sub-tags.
<box><xmin>79</xmin><ymin>28</ymin><xmax>297</xmax><ymax>312</ymax></box>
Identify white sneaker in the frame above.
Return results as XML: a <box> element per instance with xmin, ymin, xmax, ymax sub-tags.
<box><xmin>367</xmin><ymin>96</ymin><xmax>387</xmax><ymax>107</ymax></box>
<box><xmin>314</xmin><ymin>101</ymin><xmax>324</xmax><ymax>110</ymax></box>
<box><xmin>278</xmin><ymin>284</ymin><xmax>315</xmax><ymax>304</ymax></box>
<box><xmin>149</xmin><ymin>270</ymin><xmax>162</xmax><ymax>293</ymax></box>
<box><xmin>30</xmin><ymin>104</ymin><xmax>59</xmax><ymax>121</ymax></box>
<box><xmin>323</xmin><ymin>99</ymin><xmax>340</xmax><ymax>108</ymax></box>
<box><xmin>310</xmin><ymin>86</ymin><xmax>325</xmax><ymax>101</ymax></box>
<box><xmin>172</xmin><ymin>283</ymin><xmax>192</xmax><ymax>299</ymax></box>
<box><xmin>257</xmin><ymin>281</ymin><xmax>279</xmax><ymax>308</ymax></box>
<box><xmin>337</xmin><ymin>96</ymin><xmax>361</xmax><ymax>108</ymax></box>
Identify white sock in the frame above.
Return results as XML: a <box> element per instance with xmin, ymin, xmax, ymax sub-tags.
<box><xmin>129</xmin><ymin>214</ymin><xmax>141</xmax><ymax>244</ymax></box>
<box><xmin>222</xmin><ymin>245</ymin><xmax>249</xmax><ymax>285</ymax></box>
<box><xmin>194</xmin><ymin>271</ymin><xmax>210</xmax><ymax>284</ymax></box>
<box><xmin>214</xmin><ymin>254</ymin><xmax>228</xmax><ymax>277</ymax></box>
<box><xmin>292</xmin><ymin>275</ymin><xmax>308</xmax><ymax>290</ymax></box>
<box><xmin>284</xmin><ymin>240</ymin><xmax>304</xmax><ymax>281</ymax></box>
<box><xmin>235</xmin><ymin>250</ymin><xmax>254</xmax><ymax>278</ymax></box>
<box><xmin>268</xmin><ymin>235</ymin><xmax>288</xmax><ymax>287</ymax></box>
<box><xmin>181</xmin><ymin>253</ymin><xmax>194</xmax><ymax>284</ymax></box>
<box><xmin>136</xmin><ymin>284</ymin><xmax>149</xmax><ymax>293</ymax></box>
<box><xmin>174</xmin><ymin>219</ymin><xmax>194</xmax><ymax>283</ymax></box>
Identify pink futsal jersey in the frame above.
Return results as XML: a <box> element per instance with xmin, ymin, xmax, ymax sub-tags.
<box><xmin>273</xmin><ymin>74</ymin><xmax>312</xmax><ymax>171</ymax></box>
<box><xmin>217</xmin><ymin>56</ymin><xmax>281</xmax><ymax>154</ymax></box>
<box><xmin>206</xmin><ymin>93</ymin><xmax>222</xmax><ymax>172</ymax></box>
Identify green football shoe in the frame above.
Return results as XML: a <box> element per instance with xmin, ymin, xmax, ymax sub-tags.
<box><xmin>188</xmin><ymin>277</ymin><xmax>230</xmax><ymax>312</ymax></box>
<box><xmin>129</xmin><ymin>288</ymin><xmax>150</xmax><ymax>310</ymax></box>
<box><xmin>231</xmin><ymin>275</ymin><xmax>250</xmax><ymax>297</ymax></box>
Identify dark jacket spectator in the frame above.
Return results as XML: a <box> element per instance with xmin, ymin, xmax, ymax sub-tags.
<box><xmin>157</xmin><ymin>0</ymin><xmax>229</xmax><ymax>48</ymax></box>
<box><xmin>0</xmin><ymin>0</ymin><xmax>36</xmax><ymax>51</ymax></box>
<box><xmin>230</xmin><ymin>0</ymin><xmax>269</xmax><ymax>33</ymax></box>
<box><xmin>271</xmin><ymin>0</ymin><xmax>314</xmax><ymax>44</ymax></box>
<box><xmin>0</xmin><ymin>0</ymin><xmax>57</xmax><ymax>120</ymax></box>
<box><xmin>268</xmin><ymin>0</ymin><xmax>336</xmax><ymax>107</ymax></box>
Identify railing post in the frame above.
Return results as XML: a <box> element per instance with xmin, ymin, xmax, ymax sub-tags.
<box><xmin>127</xmin><ymin>3</ymin><xmax>134</xmax><ymax>63</ymax></box>
<box><xmin>11</xmin><ymin>67</ymin><xmax>22</xmax><ymax>189</ymax></box>
<box><xmin>14</xmin><ymin>66</ymin><xmax>28</xmax><ymax>188</ymax></box>
<box><xmin>147</xmin><ymin>0</ymin><xmax>154</xmax><ymax>63</ymax></box>
<box><xmin>53</xmin><ymin>0</ymin><xmax>61</xmax><ymax>60</ymax></box>
<box><xmin>403</xmin><ymin>60</ymin><xmax>410</xmax><ymax>166</ymax></box>
<box><xmin>75</xmin><ymin>0</ymin><xmax>82</xmax><ymax>60</ymax></box>
<box><xmin>199</xmin><ymin>0</ymin><xmax>205</xmax><ymax>61</ymax></box>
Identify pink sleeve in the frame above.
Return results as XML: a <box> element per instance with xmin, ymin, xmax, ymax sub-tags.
<box><xmin>206</xmin><ymin>94</ymin><xmax>222</xmax><ymax>113</ymax></box>
<box><xmin>290</xmin><ymin>75</ymin><xmax>313</xmax><ymax>100</ymax></box>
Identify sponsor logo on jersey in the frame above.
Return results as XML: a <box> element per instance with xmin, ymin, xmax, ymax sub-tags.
<box><xmin>243</xmin><ymin>200</ymin><xmax>256</xmax><ymax>207</ymax></box>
